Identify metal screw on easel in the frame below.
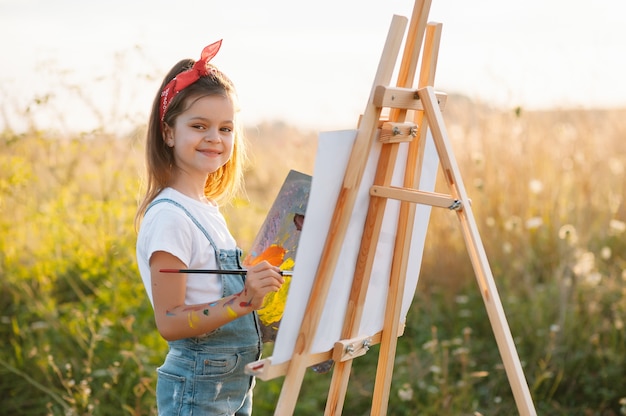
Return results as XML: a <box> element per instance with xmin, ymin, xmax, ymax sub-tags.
<box><xmin>448</xmin><ymin>200</ymin><xmax>462</xmax><ymax>210</ymax></box>
<box><xmin>346</xmin><ymin>344</ymin><xmax>355</xmax><ymax>355</ymax></box>
<box><xmin>362</xmin><ymin>338</ymin><xmax>371</xmax><ymax>351</ymax></box>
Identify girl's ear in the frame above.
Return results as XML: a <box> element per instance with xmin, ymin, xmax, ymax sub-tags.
<box><xmin>162</xmin><ymin>123</ymin><xmax>174</xmax><ymax>147</ymax></box>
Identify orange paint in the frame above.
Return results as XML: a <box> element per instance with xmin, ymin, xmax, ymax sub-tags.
<box><xmin>247</xmin><ymin>245</ymin><xmax>287</xmax><ymax>266</ymax></box>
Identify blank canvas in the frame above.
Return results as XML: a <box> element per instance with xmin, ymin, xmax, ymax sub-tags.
<box><xmin>271</xmin><ymin>129</ymin><xmax>439</xmax><ymax>364</ymax></box>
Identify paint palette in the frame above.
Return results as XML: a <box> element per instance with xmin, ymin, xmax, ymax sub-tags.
<box><xmin>243</xmin><ymin>169</ymin><xmax>312</xmax><ymax>342</ymax></box>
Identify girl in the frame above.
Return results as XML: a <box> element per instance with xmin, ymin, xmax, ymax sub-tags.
<box><xmin>135</xmin><ymin>40</ymin><xmax>284</xmax><ymax>415</ymax></box>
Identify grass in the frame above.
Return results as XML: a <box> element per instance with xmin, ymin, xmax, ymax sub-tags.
<box><xmin>1</xmin><ymin>95</ymin><xmax>625</xmax><ymax>415</ymax></box>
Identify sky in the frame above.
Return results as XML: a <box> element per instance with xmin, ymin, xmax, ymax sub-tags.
<box><xmin>1</xmin><ymin>0</ymin><xmax>625</xmax><ymax>133</ymax></box>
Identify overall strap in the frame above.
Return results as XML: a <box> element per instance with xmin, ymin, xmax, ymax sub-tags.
<box><xmin>146</xmin><ymin>198</ymin><xmax>220</xmax><ymax>254</ymax></box>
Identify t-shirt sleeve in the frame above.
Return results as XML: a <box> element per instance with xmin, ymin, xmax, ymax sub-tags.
<box><xmin>143</xmin><ymin>208</ymin><xmax>194</xmax><ymax>267</ymax></box>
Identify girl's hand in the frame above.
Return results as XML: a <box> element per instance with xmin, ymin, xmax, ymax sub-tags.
<box><xmin>243</xmin><ymin>261</ymin><xmax>284</xmax><ymax>310</ymax></box>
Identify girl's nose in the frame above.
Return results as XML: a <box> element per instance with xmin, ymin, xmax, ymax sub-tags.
<box><xmin>203</xmin><ymin>128</ymin><xmax>221</xmax><ymax>142</ymax></box>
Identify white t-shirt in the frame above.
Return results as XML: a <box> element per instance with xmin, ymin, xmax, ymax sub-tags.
<box><xmin>136</xmin><ymin>188</ymin><xmax>237</xmax><ymax>307</ymax></box>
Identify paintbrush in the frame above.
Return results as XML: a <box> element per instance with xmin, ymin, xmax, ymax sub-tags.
<box><xmin>159</xmin><ymin>268</ymin><xmax>294</xmax><ymax>276</ymax></box>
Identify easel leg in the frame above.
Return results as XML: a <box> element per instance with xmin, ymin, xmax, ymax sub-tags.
<box><xmin>371</xmin><ymin>17</ymin><xmax>440</xmax><ymax>416</ymax></box>
<box><xmin>325</xmin><ymin>360</ymin><xmax>353</xmax><ymax>415</ymax></box>
<box><xmin>419</xmin><ymin>86</ymin><xmax>537</xmax><ymax>416</ymax></box>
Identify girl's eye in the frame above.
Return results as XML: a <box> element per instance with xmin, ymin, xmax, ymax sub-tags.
<box><xmin>221</xmin><ymin>127</ymin><xmax>233</xmax><ymax>133</ymax></box>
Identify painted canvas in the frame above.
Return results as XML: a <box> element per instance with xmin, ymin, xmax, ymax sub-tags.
<box><xmin>243</xmin><ymin>169</ymin><xmax>312</xmax><ymax>342</ymax></box>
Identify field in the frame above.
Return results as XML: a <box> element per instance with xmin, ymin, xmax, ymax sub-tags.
<box><xmin>1</xmin><ymin>95</ymin><xmax>625</xmax><ymax>415</ymax></box>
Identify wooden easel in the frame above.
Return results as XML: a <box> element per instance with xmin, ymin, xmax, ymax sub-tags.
<box><xmin>246</xmin><ymin>1</ymin><xmax>537</xmax><ymax>414</ymax></box>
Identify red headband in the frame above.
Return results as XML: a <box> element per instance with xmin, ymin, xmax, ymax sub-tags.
<box><xmin>159</xmin><ymin>39</ymin><xmax>223</xmax><ymax>121</ymax></box>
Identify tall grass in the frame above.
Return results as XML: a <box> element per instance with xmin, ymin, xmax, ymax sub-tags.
<box><xmin>1</xmin><ymin>93</ymin><xmax>625</xmax><ymax>415</ymax></box>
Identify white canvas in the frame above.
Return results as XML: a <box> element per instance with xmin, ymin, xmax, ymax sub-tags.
<box><xmin>272</xmin><ymin>129</ymin><xmax>439</xmax><ymax>364</ymax></box>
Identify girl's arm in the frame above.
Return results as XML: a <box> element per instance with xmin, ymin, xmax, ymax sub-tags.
<box><xmin>149</xmin><ymin>250</ymin><xmax>283</xmax><ymax>341</ymax></box>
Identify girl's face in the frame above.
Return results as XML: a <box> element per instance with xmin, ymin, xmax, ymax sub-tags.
<box><xmin>166</xmin><ymin>94</ymin><xmax>235</xmax><ymax>183</ymax></box>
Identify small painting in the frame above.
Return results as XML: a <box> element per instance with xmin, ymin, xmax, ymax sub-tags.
<box><xmin>243</xmin><ymin>169</ymin><xmax>312</xmax><ymax>342</ymax></box>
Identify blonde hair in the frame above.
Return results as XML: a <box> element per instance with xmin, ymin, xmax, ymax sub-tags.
<box><xmin>135</xmin><ymin>60</ymin><xmax>247</xmax><ymax>229</ymax></box>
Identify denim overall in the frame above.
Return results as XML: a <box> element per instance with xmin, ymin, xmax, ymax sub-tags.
<box><xmin>146</xmin><ymin>199</ymin><xmax>262</xmax><ymax>416</ymax></box>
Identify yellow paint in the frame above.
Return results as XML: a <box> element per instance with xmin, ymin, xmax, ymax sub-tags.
<box><xmin>244</xmin><ymin>244</ymin><xmax>296</xmax><ymax>327</ymax></box>
<box><xmin>187</xmin><ymin>311</ymin><xmax>200</xmax><ymax>328</ymax></box>
<box><xmin>280</xmin><ymin>257</ymin><xmax>295</xmax><ymax>271</ymax></box>
<box><xmin>226</xmin><ymin>306</ymin><xmax>238</xmax><ymax>319</ymax></box>
<box><xmin>257</xmin><ymin>257</ymin><xmax>296</xmax><ymax>326</ymax></box>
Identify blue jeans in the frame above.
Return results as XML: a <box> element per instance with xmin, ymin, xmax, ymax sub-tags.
<box><xmin>156</xmin><ymin>341</ymin><xmax>258</xmax><ymax>415</ymax></box>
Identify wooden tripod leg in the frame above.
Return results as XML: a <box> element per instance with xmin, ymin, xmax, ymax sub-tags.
<box><xmin>370</xmin><ymin>20</ymin><xmax>441</xmax><ymax>416</ymax></box>
<box><xmin>419</xmin><ymin>86</ymin><xmax>537</xmax><ymax>416</ymax></box>
<box><xmin>389</xmin><ymin>0</ymin><xmax>431</xmax><ymax>122</ymax></box>
<box><xmin>272</xmin><ymin>15</ymin><xmax>408</xmax><ymax>416</ymax></box>
<box><xmin>324</xmin><ymin>145</ymin><xmax>398</xmax><ymax>415</ymax></box>
<box><xmin>324</xmin><ymin>2</ymin><xmax>432</xmax><ymax>414</ymax></box>
<box><xmin>324</xmin><ymin>142</ymin><xmax>400</xmax><ymax>416</ymax></box>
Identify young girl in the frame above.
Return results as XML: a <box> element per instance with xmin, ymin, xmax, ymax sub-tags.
<box><xmin>135</xmin><ymin>40</ymin><xmax>284</xmax><ymax>415</ymax></box>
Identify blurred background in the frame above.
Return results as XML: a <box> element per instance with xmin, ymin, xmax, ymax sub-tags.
<box><xmin>2</xmin><ymin>0</ymin><xmax>625</xmax><ymax>133</ymax></box>
<box><xmin>1</xmin><ymin>1</ymin><xmax>625</xmax><ymax>415</ymax></box>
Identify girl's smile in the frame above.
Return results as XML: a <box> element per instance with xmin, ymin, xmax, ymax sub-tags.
<box><xmin>165</xmin><ymin>94</ymin><xmax>236</xmax><ymax>200</ymax></box>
